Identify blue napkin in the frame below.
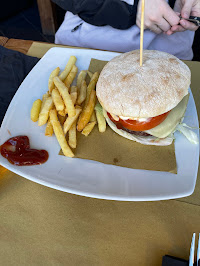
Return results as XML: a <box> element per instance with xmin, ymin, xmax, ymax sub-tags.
<box><xmin>0</xmin><ymin>45</ymin><xmax>39</xmax><ymax>125</ymax></box>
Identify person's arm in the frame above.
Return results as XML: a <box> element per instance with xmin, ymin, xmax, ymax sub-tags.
<box><xmin>52</xmin><ymin>0</ymin><xmax>139</xmax><ymax>30</ymax></box>
<box><xmin>136</xmin><ymin>0</ymin><xmax>180</xmax><ymax>34</ymax></box>
<box><xmin>166</xmin><ymin>0</ymin><xmax>200</xmax><ymax>35</ymax></box>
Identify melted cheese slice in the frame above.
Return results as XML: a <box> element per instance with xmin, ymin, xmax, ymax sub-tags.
<box><xmin>145</xmin><ymin>94</ymin><xmax>189</xmax><ymax>138</ymax></box>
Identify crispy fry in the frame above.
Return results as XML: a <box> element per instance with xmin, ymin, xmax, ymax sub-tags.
<box><xmin>90</xmin><ymin>72</ymin><xmax>99</xmax><ymax>82</ymax></box>
<box><xmin>50</xmin><ymin>110</ymin><xmax>74</xmax><ymax>157</ymax></box>
<box><xmin>71</xmin><ymin>92</ymin><xmax>77</xmax><ymax>105</ymax></box>
<box><xmin>31</xmin><ymin>99</ymin><xmax>42</xmax><ymax>122</ymax></box>
<box><xmin>58</xmin><ymin>114</ymin><xmax>66</xmax><ymax>125</ymax></box>
<box><xmin>58</xmin><ymin>110</ymin><xmax>66</xmax><ymax>116</ymax></box>
<box><xmin>77</xmin><ymin>90</ymin><xmax>96</xmax><ymax>131</ymax></box>
<box><xmin>90</xmin><ymin>111</ymin><xmax>96</xmax><ymax>122</ymax></box>
<box><xmin>53</xmin><ymin>76</ymin><xmax>76</xmax><ymax>117</ymax></box>
<box><xmin>41</xmin><ymin>92</ymin><xmax>50</xmax><ymax>110</ymax></box>
<box><xmin>77</xmin><ymin>70</ymin><xmax>87</xmax><ymax>91</ymax></box>
<box><xmin>48</xmin><ymin>67</ymin><xmax>60</xmax><ymax>93</ymax></box>
<box><xmin>59</xmin><ymin>56</ymin><xmax>77</xmax><ymax>81</ymax></box>
<box><xmin>85</xmin><ymin>72</ymin><xmax>99</xmax><ymax>105</ymax></box>
<box><xmin>70</xmin><ymin>86</ymin><xmax>78</xmax><ymax>104</ymax></box>
<box><xmin>87</xmin><ymin>70</ymin><xmax>93</xmax><ymax>79</ymax></box>
<box><xmin>38</xmin><ymin>96</ymin><xmax>54</xmax><ymax>126</ymax></box>
<box><xmin>45</xmin><ymin>120</ymin><xmax>54</xmax><ymax>136</ymax></box>
<box><xmin>64</xmin><ymin>106</ymin><xmax>82</xmax><ymax>134</ymax></box>
<box><xmin>69</xmin><ymin>122</ymin><xmax>77</xmax><ymax>148</ymax></box>
<box><xmin>64</xmin><ymin>65</ymin><xmax>78</xmax><ymax>88</ymax></box>
<box><xmin>82</xmin><ymin>122</ymin><xmax>96</xmax><ymax>136</ymax></box>
<box><xmin>77</xmin><ymin>80</ymin><xmax>87</xmax><ymax>105</ymax></box>
<box><xmin>95</xmin><ymin>103</ymin><xmax>106</xmax><ymax>132</ymax></box>
<box><xmin>70</xmin><ymin>86</ymin><xmax>78</xmax><ymax>94</ymax></box>
<box><xmin>52</xmin><ymin>88</ymin><xmax>65</xmax><ymax>111</ymax></box>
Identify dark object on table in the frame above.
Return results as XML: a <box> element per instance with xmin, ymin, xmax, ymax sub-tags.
<box><xmin>162</xmin><ymin>255</ymin><xmax>188</xmax><ymax>266</ymax></box>
<box><xmin>0</xmin><ymin>45</ymin><xmax>39</xmax><ymax>125</ymax></box>
<box><xmin>0</xmin><ymin>0</ymin><xmax>34</xmax><ymax>21</ymax></box>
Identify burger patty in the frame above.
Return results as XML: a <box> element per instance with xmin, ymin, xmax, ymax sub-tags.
<box><xmin>122</xmin><ymin>127</ymin><xmax>152</xmax><ymax>137</ymax></box>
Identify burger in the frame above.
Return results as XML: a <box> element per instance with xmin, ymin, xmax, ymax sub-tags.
<box><xmin>96</xmin><ymin>50</ymin><xmax>193</xmax><ymax>146</ymax></box>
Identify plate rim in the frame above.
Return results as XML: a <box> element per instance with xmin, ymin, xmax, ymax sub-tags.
<box><xmin>0</xmin><ymin>46</ymin><xmax>199</xmax><ymax>201</ymax></box>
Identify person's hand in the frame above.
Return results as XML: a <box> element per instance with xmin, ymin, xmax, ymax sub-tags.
<box><xmin>166</xmin><ymin>0</ymin><xmax>200</xmax><ymax>35</ymax></box>
<box><xmin>136</xmin><ymin>0</ymin><xmax>180</xmax><ymax>34</ymax></box>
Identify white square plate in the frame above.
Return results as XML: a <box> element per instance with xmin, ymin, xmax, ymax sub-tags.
<box><xmin>0</xmin><ymin>47</ymin><xmax>199</xmax><ymax>201</ymax></box>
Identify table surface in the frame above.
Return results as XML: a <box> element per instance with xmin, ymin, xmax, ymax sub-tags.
<box><xmin>0</xmin><ymin>36</ymin><xmax>200</xmax><ymax>266</ymax></box>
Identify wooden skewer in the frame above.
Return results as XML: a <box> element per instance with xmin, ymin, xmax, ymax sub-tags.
<box><xmin>140</xmin><ymin>0</ymin><xmax>145</xmax><ymax>67</ymax></box>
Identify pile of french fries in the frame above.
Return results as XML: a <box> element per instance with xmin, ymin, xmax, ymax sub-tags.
<box><xmin>30</xmin><ymin>56</ymin><xmax>106</xmax><ymax>157</ymax></box>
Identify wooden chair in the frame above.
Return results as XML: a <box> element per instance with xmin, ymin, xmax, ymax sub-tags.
<box><xmin>37</xmin><ymin>0</ymin><xmax>57</xmax><ymax>36</ymax></box>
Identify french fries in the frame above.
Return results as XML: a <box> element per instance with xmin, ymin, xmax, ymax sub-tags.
<box><xmin>64</xmin><ymin>106</ymin><xmax>82</xmax><ymax>134</ymax></box>
<box><xmin>31</xmin><ymin>99</ymin><xmax>42</xmax><ymax>122</ymax></box>
<box><xmin>77</xmin><ymin>70</ymin><xmax>87</xmax><ymax>90</ymax></box>
<box><xmin>30</xmin><ymin>54</ymin><xmax>105</xmax><ymax>158</ymax></box>
<box><xmin>38</xmin><ymin>96</ymin><xmax>54</xmax><ymax>126</ymax></box>
<box><xmin>87</xmin><ymin>70</ymin><xmax>93</xmax><ymax>79</ymax></box>
<box><xmin>58</xmin><ymin>110</ymin><xmax>66</xmax><ymax>116</ymax></box>
<box><xmin>48</xmin><ymin>67</ymin><xmax>60</xmax><ymax>93</ymax></box>
<box><xmin>77</xmin><ymin>80</ymin><xmax>87</xmax><ymax>105</ymax></box>
<box><xmin>41</xmin><ymin>92</ymin><xmax>50</xmax><ymax>110</ymax></box>
<box><xmin>64</xmin><ymin>65</ymin><xmax>78</xmax><ymax>88</ymax></box>
<box><xmin>52</xmin><ymin>88</ymin><xmax>65</xmax><ymax>111</ymax></box>
<box><xmin>82</xmin><ymin>122</ymin><xmax>96</xmax><ymax>136</ymax></box>
<box><xmin>95</xmin><ymin>102</ymin><xmax>106</xmax><ymax>132</ymax></box>
<box><xmin>69</xmin><ymin>122</ymin><xmax>77</xmax><ymax>148</ymax></box>
<box><xmin>70</xmin><ymin>86</ymin><xmax>78</xmax><ymax>104</ymax></box>
<box><xmin>70</xmin><ymin>86</ymin><xmax>78</xmax><ymax>94</ymax></box>
<box><xmin>85</xmin><ymin>72</ymin><xmax>99</xmax><ymax>105</ymax></box>
<box><xmin>71</xmin><ymin>92</ymin><xmax>77</xmax><ymax>105</ymax></box>
<box><xmin>45</xmin><ymin>120</ymin><xmax>54</xmax><ymax>136</ymax></box>
<box><xmin>59</xmin><ymin>56</ymin><xmax>77</xmax><ymax>81</ymax></box>
<box><xmin>50</xmin><ymin>109</ymin><xmax>74</xmax><ymax>157</ymax></box>
<box><xmin>77</xmin><ymin>90</ymin><xmax>96</xmax><ymax>131</ymax></box>
<box><xmin>53</xmin><ymin>76</ymin><xmax>76</xmax><ymax>117</ymax></box>
<box><xmin>90</xmin><ymin>111</ymin><xmax>96</xmax><ymax>122</ymax></box>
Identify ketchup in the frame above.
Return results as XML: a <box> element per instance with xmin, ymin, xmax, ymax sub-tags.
<box><xmin>0</xmin><ymin>136</ymin><xmax>48</xmax><ymax>166</ymax></box>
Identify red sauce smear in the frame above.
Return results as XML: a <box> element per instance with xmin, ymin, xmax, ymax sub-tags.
<box><xmin>0</xmin><ymin>136</ymin><xmax>48</xmax><ymax>166</ymax></box>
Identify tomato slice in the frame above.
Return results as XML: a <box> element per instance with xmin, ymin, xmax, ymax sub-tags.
<box><xmin>107</xmin><ymin>111</ymin><xmax>170</xmax><ymax>131</ymax></box>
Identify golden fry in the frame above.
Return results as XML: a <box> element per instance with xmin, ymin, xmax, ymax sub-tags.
<box><xmin>85</xmin><ymin>72</ymin><xmax>99</xmax><ymax>105</ymax></box>
<box><xmin>45</xmin><ymin>120</ymin><xmax>54</xmax><ymax>136</ymax></box>
<box><xmin>41</xmin><ymin>92</ymin><xmax>50</xmax><ymax>110</ymax></box>
<box><xmin>48</xmin><ymin>67</ymin><xmax>60</xmax><ymax>93</ymax></box>
<box><xmin>31</xmin><ymin>99</ymin><xmax>42</xmax><ymax>122</ymax></box>
<box><xmin>82</xmin><ymin>122</ymin><xmax>96</xmax><ymax>136</ymax></box>
<box><xmin>53</xmin><ymin>76</ymin><xmax>76</xmax><ymax>117</ymax></box>
<box><xmin>59</xmin><ymin>56</ymin><xmax>77</xmax><ymax>81</ymax></box>
<box><xmin>90</xmin><ymin>111</ymin><xmax>96</xmax><ymax>122</ymax></box>
<box><xmin>77</xmin><ymin>70</ymin><xmax>87</xmax><ymax>91</ymax></box>
<box><xmin>87</xmin><ymin>70</ymin><xmax>93</xmax><ymax>79</ymax></box>
<box><xmin>63</xmin><ymin>106</ymin><xmax>82</xmax><ymax>134</ymax></box>
<box><xmin>50</xmin><ymin>110</ymin><xmax>74</xmax><ymax>157</ymax></box>
<box><xmin>95</xmin><ymin>103</ymin><xmax>106</xmax><ymax>132</ymax></box>
<box><xmin>77</xmin><ymin>80</ymin><xmax>87</xmax><ymax>105</ymax></box>
<box><xmin>77</xmin><ymin>90</ymin><xmax>96</xmax><ymax>131</ymax></box>
<box><xmin>38</xmin><ymin>96</ymin><xmax>54</xmax><ymax>126</ymax></box>
<box><xmin>71</xmin><ymin>92</ymin><xmax>77</xmax><ymax>105</ymax></box>
<box><xmin>64</xmin><ymin>65</ymin><xmax>78</xmax><ymax>88</ymax></box>
<box><xmin>70</xmin><ymin>85</ymin><xmax>78</xmax><ymax>94</ymax></box>
<box><xmin>58</xmin><ymin>110</ymin><xmax>66</xmax><ymax>116</ymax></box>
<box><xmin>69</xmin><ymin>122</ymin><xmax>77</xmax><ymax>148</ymax></box>
<box><xmin>52</xmin><ymin>88</ymin><xmax>65</xmax><ymax>111</ymax></box>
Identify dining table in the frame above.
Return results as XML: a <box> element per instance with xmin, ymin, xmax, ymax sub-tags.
<box><xmin>0</xmin><ymin>35</ymin><xmax>200</xmax><ymax>266</ymax></box>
